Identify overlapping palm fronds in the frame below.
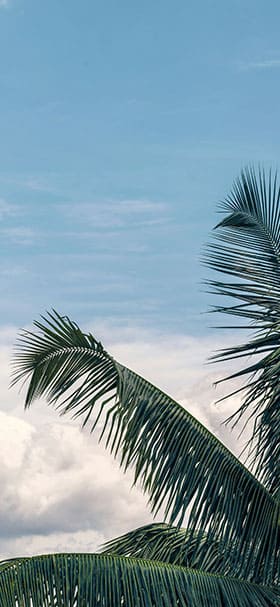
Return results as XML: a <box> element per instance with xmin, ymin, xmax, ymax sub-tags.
<box><xmin>10</xmin><ymin>310</ymin><xmax>280</xmax><ymax>589</ymax></box>
<box><xmin>205</xmin><ymin>168</ymin><xmax>280</xmax><ymax>496</ymax></box>
<box><xmin>102</xmin><ymin>523</ymin><xmax>225</xmax><ymax>572</ymax></box>
<box><xmin>102</xmin><ymin>523</ymin><xmax>280</xmax><ymax>604</ymax></box>
<box><xmin>0</xmin><ymin>553</ymin><xmax>278</xmax><ymax>607</ymax></box>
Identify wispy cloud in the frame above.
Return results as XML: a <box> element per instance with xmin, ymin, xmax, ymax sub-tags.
<box><xmin>0</xmin><ymin>174</ymin><xmax>59</xmax><ymax>195</ymax></box>
<box><xmin>0</xmin><ymin>226</ymin><xmax>35</xmax><ymax>245</ymax></box>
<box><xmin>61</xmin><ymin>199</ymin><xmax>169</xmax><ymax>230</ymax></box>
<box><xmin>239</xmin><ymin>58</ymin><xmax>280</xmax><ymax>71</ymax></box>
<box><xmin>0</xmin><ymin>0</ymin><xmax>10</xmax><ymax>7</ymax></box>
<box><xmin>0</xmin><ymin>264</ymin><xmax>28</xmax><ymax>277</ymax></box>
<box><xmin>0</xmin><ymin>198</ymin><xmax>19</xmax><ymax>220</ymax></box>
<box><xmin>21</xmin><ymin>177</ymin><xmax>55</xmax><ymax>192</ymax></box>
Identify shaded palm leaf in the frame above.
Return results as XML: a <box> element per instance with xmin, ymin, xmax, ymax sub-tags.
<box><xmin>12</xmin><ymin>311</ymin><xmax>280</xmax><ymax>584</ymax></box>
<box><xmin>0</xmin><ymin>553</ymin><xmax>278</xmax><ymax>607</ymax></box>
<box><xmin>102</xmin><ymin>523</ymin><xmax>227</xmax><ymax>573</ymax></box>
<box><xmin>204</xmin><ymin>167</ymin><xmax>280</xmax><ymax>495</ymax></box>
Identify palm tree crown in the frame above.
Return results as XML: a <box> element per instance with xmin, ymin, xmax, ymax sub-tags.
<box><xmin>0</xmin><ymin>168</ymin><xmax>279</xmax><ymax>606</ymax></box>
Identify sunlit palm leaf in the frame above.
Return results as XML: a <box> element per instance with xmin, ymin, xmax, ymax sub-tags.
<box><xmin>12</xmin><ymin>311</ymin><xmax>280</xmax><ymax>584</ymax></box>
<box><xmin>205</xmin><ymin>168</ymin><xmax>280</xmax><ymax>495</ymax></box>
<box><xmin>0</xmin><ymin>553</ymin><xmax>278</xmax><ymax>607</ymax></box>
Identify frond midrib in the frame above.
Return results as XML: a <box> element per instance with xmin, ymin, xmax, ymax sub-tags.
<box><xmin>40</xmin><ymin>345</ymin><xmax>113</xmax><ymax>365</ymax></box>
<box><xmin>117</xmin><ymin>362</ymin><xmax>280</xmax><ymax>511</ymax></box>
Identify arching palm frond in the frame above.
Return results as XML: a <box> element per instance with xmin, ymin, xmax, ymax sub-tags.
<box><xmin>205</xmin><ymin>167</ymin><xmax>280</xmax><ymax>495</ymax></box>
<box><xmin>0</xmin><ymin>553</ymin><xmax>278</xmax><ymax>607</ymax></box>
<box><xmin>12</xmin><ymin>311</ymin><xmax>280</xmax><ymax>585</ymax></box>
<box><xmin>102</xmin><ymin>523</ymin><xmax>227</xmax><ymax>573</ymax></box>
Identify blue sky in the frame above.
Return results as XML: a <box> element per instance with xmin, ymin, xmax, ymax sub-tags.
<box><xmin>1</xmin><ymin>0</ymin><xmax>280</xmax><ymax>334</ymax></box>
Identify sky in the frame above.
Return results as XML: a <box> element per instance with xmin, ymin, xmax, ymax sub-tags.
<box><xmin>0</xmin><ymin>0</ymin><xmax>279</xmax><ymax>558</ymax></box>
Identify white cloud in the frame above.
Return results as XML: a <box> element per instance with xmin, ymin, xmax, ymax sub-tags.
<box><xmin>0</xmin><ymin>412</ymin><xmax>150</xmax><ymax>542</ymax></box>
<box><xmin>0</xmin><ymin>322</ymin><xmax>249</xmax><ymax>559</ymax></box>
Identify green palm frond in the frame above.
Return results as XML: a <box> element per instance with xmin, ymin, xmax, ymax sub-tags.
<box><xmin>12</xmin><ymin>311</ymin><xmax>280</xmax><ymax>584</ymax></box>
<box><xmin>102</xmin><ymin>523</ymin><xmax>226</xmax><ymax>573</ymax></box>
<box><xmin>205</xmin><ymin>167</ymin><xmax>280</xmax><ymax>495</ymax></box>
<box><xmin>0</xmin><ymin>553</ymin><xmax>278</xmax><ymax>607</ymax></box>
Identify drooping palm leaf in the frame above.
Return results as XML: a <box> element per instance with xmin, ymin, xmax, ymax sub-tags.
<box><xmin>205</xmin><ymin>168</ymin><xmax>280</xmax><ymax>495</ymax></box>
<box><xmin>102</xmin><ymin>522</ymin><xmax>226</xmax><ymax>573</ymax></box>
<box><xmin>0</xmin><ymin>553</ymin><xmax>278</xmax><ymax>607</ymax></box>
<box><xmin>12</xmin><ymin>311</ymin><xmax>280</xmax><ymax>584</ymax></box>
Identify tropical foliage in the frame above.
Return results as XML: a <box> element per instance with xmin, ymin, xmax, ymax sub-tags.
<box><xmin>0</xmin><ymin>168</ymin><xmax>279</xmax><ymax>605</ymax></box>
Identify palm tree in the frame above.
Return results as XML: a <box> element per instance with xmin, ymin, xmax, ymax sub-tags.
<box><xmin>0</xmin><ymin>168</ymin><xmax>279</xmax><ymax>606</ymax></box>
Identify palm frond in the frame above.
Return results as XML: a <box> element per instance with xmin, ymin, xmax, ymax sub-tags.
<box><xmin>12</xmin><ymin>311</ymin><xmax>280</xmax><ymax>584</ymax></box>
<box><xmin>205</xmin><ymin>167</ymin><xmax>280</xmax><ymax>496</ymax></box>
<box><xmin>102</xmin><ymin>523</ymin><xmax>227</xmax><ymax>573</ymax></box>
<box><xmin>0</xmin><ymin>553</ymin><xmax>278</xmax><ymax>607</ymax></box>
